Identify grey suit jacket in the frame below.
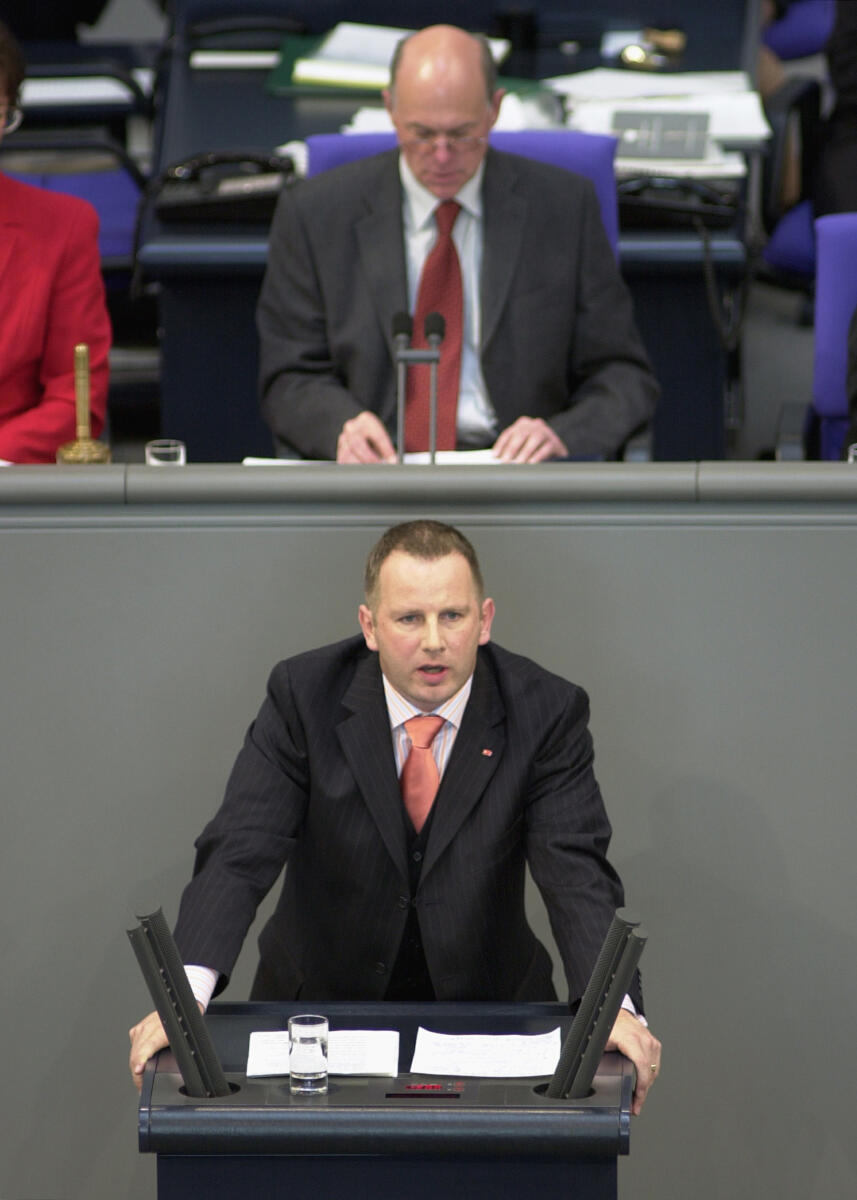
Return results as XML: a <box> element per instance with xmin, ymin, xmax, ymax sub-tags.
<box><xmin>257</xmin><ymin>148</ymin><xmax>658</xmax><ymax>459</ymax></box>
<box><xmin>172</xmin><ymin>636</ymin><xmax>638</xmax><ymax>1009</ymax></box>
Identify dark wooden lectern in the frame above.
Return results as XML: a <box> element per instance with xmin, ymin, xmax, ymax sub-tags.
<box><xmin>138</xmin><ymin>1001</ymin><xmax>634</xmax><ymax>1200</ymax></box>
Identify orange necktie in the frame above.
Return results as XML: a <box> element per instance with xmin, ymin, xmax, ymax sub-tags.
<box><xmin>405</xmin><ymin>200</ymin><xmax>463</xmax><ymax>452</ymax></box>
<box><xmin>400</xmin><ymin>715</ymin><xmax>445</xmax><ymax>832</ymax></box>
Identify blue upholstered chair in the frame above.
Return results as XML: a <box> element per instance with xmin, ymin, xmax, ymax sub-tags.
<box><xmin>760</xmin><ymin>1</ymin><xmax>837</xmax><ymax>289</ymax></box>
<box><xmin>305</xmin><ymin>129</ymin><xmax>620</xmax><ymax>256</ymax></box>
<box><xmin>762</xmin><ymin>0</ymin><xmax>835</xmax><ymax>59</ymax></box>
<box><xmin>811</xmin><ymin>213</ymin><xmax>857</xmax><ymax>459</ymax></box>
<box><xmin>3</xmin><ymin>136</ymin><xmax>146</xmax><ymax>273</ymax></box>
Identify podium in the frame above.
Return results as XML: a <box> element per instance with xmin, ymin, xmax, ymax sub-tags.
<box><xmin>138</xmin><ymin>1001</ymin><xmax>635</xmax><ymax>1200</ymax></box>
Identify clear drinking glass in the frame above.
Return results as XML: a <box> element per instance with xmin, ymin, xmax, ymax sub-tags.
<box><xmin>288</xmin><ymin>1013</ymin><xmax>328</xmax><ymax>1095</ymax></box>
<box><xmin>145</xmin><ymin>439</ymin><xmax>187</xmax><ymax>466</ymax></box>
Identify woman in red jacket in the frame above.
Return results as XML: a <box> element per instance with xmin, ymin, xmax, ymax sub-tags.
<box><xmin>0</xmin><ymin>20</ymin><xmax>110</xmax><ymax>463</ymax></box>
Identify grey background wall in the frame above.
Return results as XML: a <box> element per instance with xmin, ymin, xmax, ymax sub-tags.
<box><xmin>1</xmin><ymin>465</ymin><xmax>856</xmax><ymax>1199</ymax></box>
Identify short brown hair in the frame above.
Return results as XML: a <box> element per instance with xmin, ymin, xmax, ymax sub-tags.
<box><xmin>364</xmin><ymin>520</ymin><xmax>484</xmax><ymax>607</ymax></box>
<box><xmin>0</xmin><ymin>20</ymin><xmax>25</xmax><ymax>107</ymax></box>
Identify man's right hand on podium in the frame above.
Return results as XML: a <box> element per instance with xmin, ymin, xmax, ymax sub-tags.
<box><xmin>128</xmin><ymin>1004</ymin><xmax>204</xmax><ymax>1093</ymax></box>
<box><xmin>336</xmin><ymin>411</ymin><xmax>397</xmax><ymax>463</ymax></box>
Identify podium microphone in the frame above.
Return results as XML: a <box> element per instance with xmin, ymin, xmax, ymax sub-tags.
<box><xmin>391</xmin><ymin>311</ymin><xmax>413</xmax><ymax>462</ymax></box>
<box><xmin>424</xmin><ymin>312</ymin><xmax>445</xmax><ymax>464</ymax></box>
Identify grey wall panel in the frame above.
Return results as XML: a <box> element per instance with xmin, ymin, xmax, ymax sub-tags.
<box><xmin>1</xmin><ymin>473</ymin><xmax>856</xmax><ymax>1199</ymax></box>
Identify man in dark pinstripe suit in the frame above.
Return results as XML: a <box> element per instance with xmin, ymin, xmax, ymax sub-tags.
<box><xmin>130</xmin><ymin>521</ymin><xmax>661</xmax><ymax>1112</ymax></box>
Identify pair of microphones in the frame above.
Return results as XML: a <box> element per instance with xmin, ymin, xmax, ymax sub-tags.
<box><xmin>392</xmin><ymin>310</ymin><xmax>446</xmax><ymax>463</ymax></box>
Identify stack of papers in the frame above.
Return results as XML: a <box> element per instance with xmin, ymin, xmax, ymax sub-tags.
<box><xmin>545</xmin><ymin>68</ymin><xmax>769</xmax><ymax>179</ymax></box>
<box><xmin>342</xmin><ymin>89</ymin><xmax>558</xmax><ymax>135</ymax></box>
<box><xmin>292</xmin><ymin>22</ymin><xmax>510</xmax><ymax>91</ymax></box>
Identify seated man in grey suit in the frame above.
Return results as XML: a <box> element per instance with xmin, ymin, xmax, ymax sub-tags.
<box><xmin>257</xmin><ymin>25</ymin><xmax>659</xmax><ymax>463</ymax></box>
<box><xmin>129</xmin><ymin>520</ymin><xmax>662</xmax><ymax>1113</ymax></box>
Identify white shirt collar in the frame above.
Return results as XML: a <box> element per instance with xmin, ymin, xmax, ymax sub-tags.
<box><xmin>399</xmin><ymin>152</ymin><xmax>485</xmax><ymax>233</ymax></box>
<box><xmin>381</xmin><ymin>671</ymin><xmax>474</xmax><ymax>729</ymax></box>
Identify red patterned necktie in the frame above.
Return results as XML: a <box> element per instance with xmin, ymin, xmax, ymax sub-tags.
<box><xmin>400</xmin><ymin>715</ymin><xmax>445</xmax><ymax>832</ymax></box>
<box><xmin>405</xmin><ymin>200</ymin><xmax>463</xmax><ymax>452</ymax></box>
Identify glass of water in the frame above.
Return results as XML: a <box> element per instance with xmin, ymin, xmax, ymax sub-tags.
<box><xmin>145</xmin><ymin>439</ymin><xmax>187</xmax><ymax>466</ymax></box>
<box><xmin>288</xmin><ymin>1013</ymin><xmax>328</xmax><ymax>1095</ymax></box>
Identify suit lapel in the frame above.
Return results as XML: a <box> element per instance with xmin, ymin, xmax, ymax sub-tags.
<box><xmin>421</xmin><ymin>654</ymin><xmax>506</xmax><ymax>879</ymax></box>
<box><xmin>336</xmin><ymin>650</ymin><xmax>410</xmax><ymax>881</ymax></box>
<box><xmin>354</xmin><ymin>153</ymin><xmax>409</xmax><ymax>361</ymax></box>
<box><xmin>480</xmin><ymin>150</ymin><xmax>527</xmax><ymax>352</ymax></box>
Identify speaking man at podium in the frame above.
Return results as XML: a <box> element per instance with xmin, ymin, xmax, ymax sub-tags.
<box><xmin>130</xmin><ymin>521</ymin><xmax>661</xmax><ymax>1113</ymax></box>
<box><xmin>257</xmin><ymin>25</ymin><xmax>658</xmax><ymax>464</ymax></box>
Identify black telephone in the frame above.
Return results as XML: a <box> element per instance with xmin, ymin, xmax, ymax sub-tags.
<box><xmin>152</xmin><ymin>151</ymin><xmax>296</xmax><ymax>223</ymax></box>
<box><xmin>617</xmin><ymin>175</ymin><xmax>740</xmax><ymax>231</ymax></box>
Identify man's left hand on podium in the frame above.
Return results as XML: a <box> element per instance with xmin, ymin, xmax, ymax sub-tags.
<box><xmin>606</xmin><ymin>1009</ymin><xmax>662</xmax><ymax>1116</ymax></box>
<box><xmin>492</xmin><ymin>417</ymin><xmax>568</xmax><ymax>463</ymax></box>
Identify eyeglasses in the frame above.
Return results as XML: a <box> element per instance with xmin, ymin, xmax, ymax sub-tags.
<box><xmin>1</xmin><ymin>105</ymin><xmax>22</xmax><ymax>134</ymax></box>
<box><xmin>401</xmin><ymin>132</ymin><xmax>487</xmax><ymax>154</ymax></box>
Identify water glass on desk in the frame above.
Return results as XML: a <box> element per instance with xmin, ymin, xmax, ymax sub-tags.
<box><xmin>145</xmin><ymin>439</ymin><xmax>186</xmax><ymax>466</ymax></box>
<box><xmin>289</xmin><ymin>1013</ymin><xmax>328</xmax><ymax>1095</ymax></box>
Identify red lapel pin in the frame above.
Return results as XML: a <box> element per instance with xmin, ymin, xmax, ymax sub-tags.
<box><xmin>481</xmin><ymin>748</ymin><xmax>493</xmax><ymax>757</ymax></box>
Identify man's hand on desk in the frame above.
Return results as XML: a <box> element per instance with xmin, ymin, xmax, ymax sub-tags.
<box><xmin>335</xmin><ymin>412</ymin><xmax>569</xmax><ymax>464</ymax></box>
<box><xmin>337</xmin><ymin>411</ymin><xmax>398</xmax><ymax>463</ymax></box>
<box><xmin>128</xmin><ymin>1004</ymin><xmax>203</xmax><ymax>1093</ymax></box>
<box><xmin>492</xmin><ymin>416</ymin><xmax>568</xmax><ymax>463</ymax></box>
<box><xmin>606</xmin><ymin>1009</ymin><xmax>662</xmax><ymax>1116</ymax></box>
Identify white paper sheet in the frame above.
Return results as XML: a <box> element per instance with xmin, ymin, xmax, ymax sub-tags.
<box><xmin>21</xmin><ymin>70</ymin><xmax>154</xmax><ymax>106</ymax></box>
<box><xmin>241</xmin><ymin>451</ymin><xmax>503</xmax><ymax>465</ymax></box>
<box><xmin>409</xmin><ymin>1026</ymin><xmax>562</xmax><ymax>1078</ymax></box>
<box><xmin>546</xmin><ymin>68</ymin><xmax>752</xmax><ymax>101</ymax></box>
<box><xmin>246</xmin><ymin>1029</ymin><xmax>400</xmax><ymax>1077</ymax></box>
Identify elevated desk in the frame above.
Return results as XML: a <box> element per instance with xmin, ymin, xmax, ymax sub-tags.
<box><xmin>18</xmin><ymin>42</ymin><xmax>157</xmax><ymax>141</ymax></box>
<box><xmin>139</xmin><ymin>41</ymin><xmax>750</xmax><ymax>463</ymax></box>
<box><xmin>139</xmin><ymin>1001</ymin><xmax>634</xmax><ymax>1200</ymax></box>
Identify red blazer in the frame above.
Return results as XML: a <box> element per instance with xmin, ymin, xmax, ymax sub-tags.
<box><xmin>0</xmin><ymin>173</ymin><xmax>111</xmax><ymax>463</ymax></box>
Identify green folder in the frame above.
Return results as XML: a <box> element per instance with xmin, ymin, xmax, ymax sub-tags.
<box><xmin>266</xmin><ymin>35</ymin><xmax>559</xmax><ymax>107</ymax></box>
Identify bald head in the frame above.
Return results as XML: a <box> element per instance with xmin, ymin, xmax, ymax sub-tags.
<box><xmin>384</xmin><ymin>25</ymin><xmax>504</xmax><ymax>200</ymax></box>
<box><xmin>389</xmin><ymin>25</ymin><xmax>497</xmax><ymax>105</ymax></box>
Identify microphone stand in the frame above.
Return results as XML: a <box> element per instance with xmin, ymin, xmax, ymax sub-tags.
<box><xmin>391</xmin><ymin>312</ymin><xmax>413</xmax><ymax>464</ymax></box>
<box><xmin>390</xmin><ymin>312</ymin><xmax>444</xmax><ymax>463</ymax></box>
<box><xmin>423</xmin><ymin>313</ymin><xmax>446</xmax><ymax>466</ymax></box>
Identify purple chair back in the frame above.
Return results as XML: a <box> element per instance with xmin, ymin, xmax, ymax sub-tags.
<box><xmin>761</xmin><ymin>198</ymin><xmax>816</xmax><ymax>279</ymax></box>
<box><xmin>763</xmin><ymin>0</ymin><xmax>835</xmax><ymax>59</ymax></box>
<box><xmin>813</xmin><ymin>212</ymin><xmax>857</xmax><ymax>458</ymax></box>
<box><xmin>305</xmin><ymin>128</ymin><xmax>620</xmax><ymax>255</ymax></box>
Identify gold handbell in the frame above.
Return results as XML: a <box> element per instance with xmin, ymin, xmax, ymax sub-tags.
<box><xmin>56</xmin><ymin>344</ymin><xmax>111</xmax><ymax>464</ymax></box>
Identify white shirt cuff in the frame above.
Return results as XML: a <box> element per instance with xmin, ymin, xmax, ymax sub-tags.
<box><xmin>621</xmin><ymin>993</ymin><xmax>648</xmax><ymax>1026</ymax></box>
<box><xmin>184</xmin><ymin>964</ymin><xmax>219</xmax><ymax>1010</ymax></box>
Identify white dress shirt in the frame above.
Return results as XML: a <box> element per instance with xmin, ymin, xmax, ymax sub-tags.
<box><xmin>399</xmin><ymin>156</ymin><xmax>499</xmax><ymax>447</ymax></box>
